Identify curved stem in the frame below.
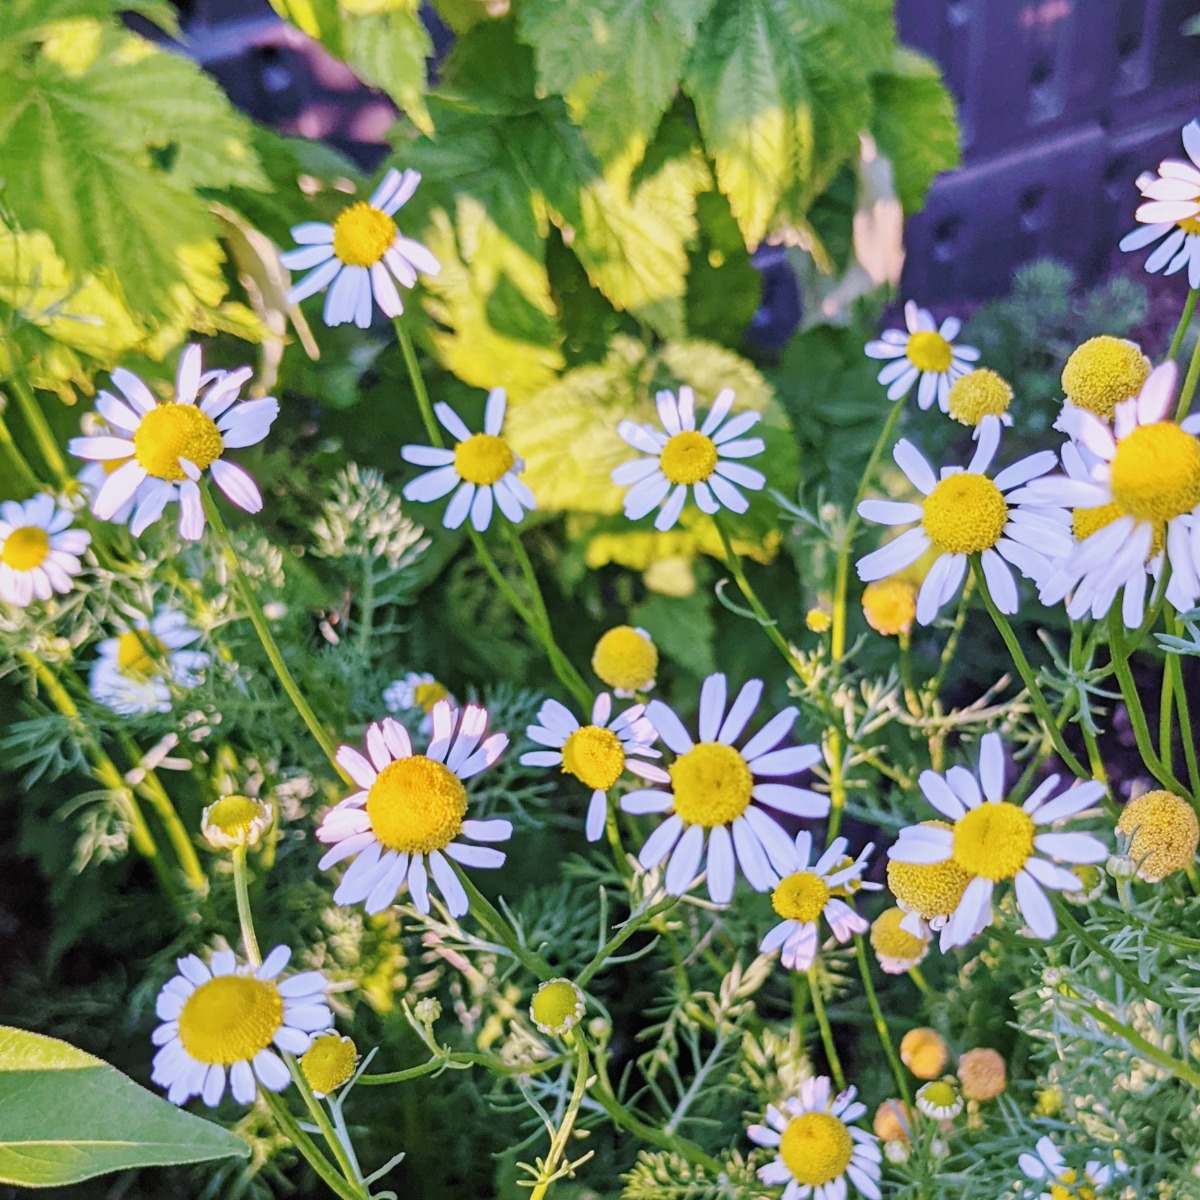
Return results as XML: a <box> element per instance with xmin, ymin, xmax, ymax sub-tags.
<box><xmin>1165</xmin><ymin>611</ymin><xmax>1200</xmax><ymax>803</ymax></box>
<box><xmin>928</xmin><ymin>573</ymin><xmax>974</xmax><ymax>697</ymax></box>
<box><xmin>455</xmin><ymin>865</ymin><xmax>555</xmax><ymax>981</ymax></box>
<box><xmin>395</xmin><ymin>319</ymin><xmax>441</xmax><ymax>447</ymax></box>
<box><xmin>1175</xmin><ymin>301</ymin><xmax>1200</xmax><ymax>421</ymax></box>
<box><xmin>8</xmin><ymin>372</ymin><xmax>70</xmax><ymax>486</ymax></box>
<box><xmin>261</xmin><ymin>1090</ymin><xmax>364</xmax><ymax>1200</ymax></box>
<box><xmin>577</xmin><ymin>896</ymin><xmax>679</xmax><ymax>988</ymax></box>
<box><xmin>853</xmin><ymin>936</ymin><xmax>911</xmax><ymax>1108</ymax></box>
<box><xmin>806</xmin><ymin>965</ymin><xmax>846</xmax><ymax>1090</ymax></box>
<box><xmin>360</xmin><ymin>1049</ymin><xmax>570</xmax><ymax>1086</ymax></box>
<box><xmin>1075</xmin><ymin>1001</ymin><xmax>1200</xmax><ymax>1090</ymax></box>
<box><xmin>0</xmin><ymin>408</ymin><xmax>41</xmax><ymax>491</ymax></box>
<box><xmin>1054</xmin><ymin>898</ymin><xmax>1172</xmax><ymax>1008</ymax></box>
<box><xmin>527</xmin><ymin>1038</ymin><xmax>590</xmax><ymax>1200</ymax></box>
<box><xmin>1167</xmin><ymin>288</ymin><xmax>1199</xmax><ymax>363</ymax></box>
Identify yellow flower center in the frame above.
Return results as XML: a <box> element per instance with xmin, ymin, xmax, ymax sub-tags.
<box><xmin>102</xmin><ymin>455</ymin><xmax>131</xmax><ymax>475</ymax></box>
<box><xmin>561</xmin><ymin>725</ymin><xmax>625</xmax><ymax>791</ymax></box>
<box><xmin>133</xmin><ymin>404</ymin><xmax>224</xmax><ymax>481</ymax></box>
<box><xmin>887</xmin><ymin>821</ymin><xmax>972</xmax><ymax>918</ymax></box>
<box><xmin>919</xmin><ymin>1080</ymin><xmax>958</xmax><ymax>1109</ymax></box>
<box><xmin>1117</xmin><ymin>788</ymin><xmax>1200</xmax><ymax>882</ymax></box>
<box><xmin>1109</xmin><ymin>422</ymin><xmax>1200</xmax><ymax>524</ymax></box>
<box><xmin>669</xmin><ymin>742</ymin><xmax>752</xmax><ymax>828</ymax></box>
<box><xmin>659</xmin><ymin>430</ymin><xmax>718</xmax><ymax>485</ymax></box>
<box><xmin>366</xmin><ymin>755</ymin><xmax>467</xmax><ymax>855</ymax></box>
<box><xmin>116</xmin><ymin>630</ymin><xmax>166</xmax><ymax>677</ymax></box>
<box><xmin>862</xmin><ymin>579</ymin><xmax>917</xmax><ymax>637</ymax></box>
<box><xmin>331</xmin><ymin>201</ymin><xmax>396</xmax><ymax>267</ymax></box>
<box><xmin>177</xmin><ymin>974</ymin><xmax>283</xmax><ymax>1065</ymax></box>
<box><xmin>1049</xmin><ymin>1171</ymin><xmax>1095</xmax><ymax>1200</ymax></box>
<box><xmin>1</xmin><ymin>526</ymin><xmax>50</xmax><ymax>571</ymax></box>
<box><xmin>952</xmin><ymin>802</ymin><xmax>1034</xmax><ymax>880</ymax></box>
<box><xmin>870</xmin><ymin>908</ymin><xmax>929</xmax><ymax>962</ymax></box>
<box><xmin>1061</xmin><ymin>336</ymin><xmax>1151</xmax><ymax>420</ymax></box>
<box><xmin>530</xmin><ymin>979</ymin><xmax>584</xmax><ymax>1035</ymax></box>
<box><xmin>1072</xmin><ymin>501</ymin><xmax>1163</xmax><ymax>557</ymax></box>
<box><xmin>805</xmin><ymin>608</ymin><xmax>832</xmax><ymax>633</ymax></box>
<box><xmin>300</xmin><ymin>1034</ymin><xmax>357</xmax><ymax>1095</ymax></box>
<box><xmin>592</xmin><ymin>626</ymin><xmax>657</xmax><ymax>691</ymax></box>
<box><xmin>454</xmin><ymin>433</ymin><xmax>515</xmax><ymax>486</ymax></box>
<box><xmin>205</xmin><ymin>796</ymin><xmax>266</xmax><ymax>841</ymax></box>
<box><xmin>779</xmin><ymin>1112</ymin><xmax>854</xmax><ymax>1187</ymax></box>
<box><xmin>947</xmin><ymin>368</ymin><xmax>1013</xmax><ymax>426</ymax></box>
<box><xmin>771</xmin><ymin>871</ymin><xmax>831</xmax><ymax>923</ymax></box>
<box><xmin>1179</xmin><ymin>216</ymin><xmax>1200</xmax><ymax>236</ymax></box>
<box><xmin>414</xmin><ymin>680</ymin><xmax>449</xmax><ymax>712</ymax></box>
<box><xmin>901</xmin><ymin>1027</ymin><xmax>948</xmax><ymax>1079</ymax></box>
<box><xmin>922</xmin><ymin>474</ymin><xmax>1008</xmax><ymax>554</ymax></box>
<box><xmin>905</xmin><ymin>330</ymin><xmax>953</xmax><ymax>374</ymax></box>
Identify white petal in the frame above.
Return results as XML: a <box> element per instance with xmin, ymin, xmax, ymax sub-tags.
<box><xmin>1014</xmin><ymin>869</ymin><xmax>1057</xmax><ymax>938</ymax></box>
<box><xmin>664</xmin><ymin>824</ymin><xmax>705</xmax><ymax>894</ymax></box>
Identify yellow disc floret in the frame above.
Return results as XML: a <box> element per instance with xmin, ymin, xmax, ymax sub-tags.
<box><xmin>669</xmin><ymin>742</ymin><xmax>752</xmax><ymax>828</ymax></box>
<box><xmin>862</xmin><ymin>579</ymin><xmax>917</xmax><ymax>637</ymax></box>
<box><xmin>1117</xmin><ymin>789</ymin><xmax>1199</xmax><ymax>882</ymax></box>
<box><xmin>771</xmin><ymin>871</ymin><xmax>830</xmax><ymax>923</ymax></box>
<box><xmin>530</xmin><ymin>978</ymin><xmax>585</xmax><ymax>1036</ymax></box>
<box><xmin>1061</xmin><ymin>336</ymin><xmax>1151</xmax><ymax>420</ymax></box>
<box><xmin>332</xmin><ymin>201</ymin><xmax>397</xmax><ymax>267</ymax></box>
<box><xmin>1072</xmin><ymin>501</ymin><xmax>1163</xmax><ymax>556</ymax></box>
<box><xmin>887</xmin><ymin>821</ymin><xmax>971</xmax><ymax>920</ymax></box>
<box><xmin>1109</xmin><ymin>422</ymin><xmax>1200</xmax><ymax>524</ymax></box>
<box><xmin>116</xmin><ymin>630</ymin><xmax>166</xmax><ymax>677</ymax></box>
<box><xmin>659</xmin><ymin>430</ymin><xmax>718</xmax><ymax>485</ymax></box>
<box><xmin>414</xmin><ymin>680</ymin><xmax>449</xmax><ymax>712</ymax></box>
<box><xmin>203</xmin><ymin>795</ymin><xmax>270</xmax><ymax>849</ymax></box>
<box><xmin>905</xmin><ymin>331</ymin><xmax>953</xmax><ymax>374</ymax></box>
<box><xmin>561</xmin><ymin>725</ymin><xmax>625</xmax><ymax>791</ymax></box>
<box><xmin>134</xmin><ymin>403</ymin><xmax>224</xmax><ymax>481</ymax></box>
<box><xmin>366</xmin><ymin>756</ymin><xmax>467</xmax><ymax>855</ymax></box>
<box><xmin>870</xmin><ymin>907</ymin><xmax>929</xmax><ymax>973</ymax></box>
<box><xmin>592</xmin><ymin>626</ymin><xmax>657</xmax><ymax>692</ymax></box>
<box><xmin>805</xmin><ymin>608</ymin><xmax>832</xmax><ymax>633</ymax></box>
<box><xmin>916</xmin><ymin>1079</ymin><xmax>961</xmax><ymax>1116</ymax></box>
<box><xmin>947</xmin><ymin>368</ymin><xmax>1013</xmax><ymax>426</ymax></box>
<box><xmin>922</xmin><ymin>474</ymin><xmax>1008</xmax><ymax>555</ymax></box>
<box><xmin>178</xmin><ymin>974</ymin><xmax>283</xmax><ymax>1065</ymax></box>
<box><xmin>454</xmin><ymin>433</ymin><xmax>515</xmax><ymax>486</ymax></box>
<box><xmin>1</xmin><ymin>525</ymin><xmax>50</xmax><ymax>571</ymax></box>
<box><xmin>957</xmin><ymin>1047</ymin><xmax>1006</xmax><ymax>1101</ymax></box>
<box><xmin>900</xmin><ymin>1027</ymin><xmax>948</xmax><ymax>1080</ymax></box>
<box><xmin>779</xmin><ymin>1112</ymin><xmax>854</xmax><ymax>1187</ymax></box>
<box><xmin>300</xmin><ymin>1034</ymin><xmax>357</xmax><ymax>1096</ymax></box>
<box><xmin>1049</xmin><ymin>1172</ymin><xmax>1096</xmax><ymax>1200</ymax></box>
<box><xmin>952</xmin><ymin>802</ymin><xmax>1034</xmax><ymax>880</ymax></box>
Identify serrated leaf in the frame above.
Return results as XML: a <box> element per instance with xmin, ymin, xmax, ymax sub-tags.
<box><xmin>339</xmin><ymin>0</ymin><xmax>432</xmax><ymax>135</ymax></box>
<box><xmin>0</xmin><ymin>0</ymin><xmax>174</xmax><ymax>44</ymax></box>
<box><xmin>0</xmin><ymin>1026</ymin><xmax>248</xmax><ymax>1187</ymax></box>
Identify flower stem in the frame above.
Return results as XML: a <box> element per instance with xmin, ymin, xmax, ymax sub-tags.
<box><xmin>231</xmin><ymin>846</ymin><xmax>261</xmax><ymax>964</ymax></box>
<box><xmin>261</xmin><ymin>1090</ymin><xmax>364</xmax><ymax>1200</ymax></box>
<box><xmin>395</xmin><ymin>319</ymin><xmax>441</xmax><ymax>447</ymax></box>
<box><xmin>1167</xmin><ymin>288</ymin><xmax>1199</xmax><ymax>362</ymax></box>
<box><xmin>455</xmin><ymin>865</ymin><xmax>556</xmax><ymax>981</ymax></box>
<box><xmin>806</xmin><ymin>965</ymin><xmax>846</xmax><ymax>1090</ymax></box>
<box><xmin>853</xmin><ymin>936</ymin><xmax>912</xmax><ymax>1108</ymax></box>
<box><xmin>527</xmin><ymin>1038</ymin><xmax>591</xmax><ymax>1200</ymax></box>
<box><xmin>8</xmin><ymin>372</ymin><xmax>70</xmax><ymax>487</ymax></box>
<box><xmin>928</xmin><ymin>573</ymin><xmax>974</xmax><ymax>697</ymax></box>
<box><xmin>1175</xmin><ymin>298</ymin><xmax>1200</xmax><ymax>421</ymax></box>
<box><xmin>0</xmin><ymin>407</ymin><xmax>42</xmax><ymax>491</ymax></box>
<box><xmin>577</xmin><ymin>896</ymin><xmax>679</xmax><ymax>988</ymax></box>
<box><xmin>1054</xmin><ymin>898</ymin><xmax>1173</xmax><ymax>1008</ymax></box>
<box><xmin>1076</xmin><ymin>1001</ymin><xmax>1200</xmax><ymax>1091</ymax></box>
<box><xmin>1165</xmin><ymin>610</ymin><xmax>1200</xmax><ymax>803</ymax></box>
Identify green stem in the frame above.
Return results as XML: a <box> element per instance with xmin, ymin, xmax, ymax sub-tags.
<box><xmin>1165</xmin><ymin>611</ymin><xmax>1200</xmax><ymax>803</ymax></box>
<box><xmin>1076</xmin><ymin>1001</ymin><xmax>1200</xmax><ymax>1090</ymax></box>
<box><xmin>395</xmin><ymin>319</ymin><xmax>441</xmax><ymax>447</ymax></box>
<box><xmin>455</xmin><ymin>866</ymin><xmax>555</xmax><ymax>981</ymax></box>
<box><xmin>806</xmin><ymin>965</ymin><xmax>846</xmax><ymax>1090</ymax></box>
<box><xmin>261</xmin><ymin>1090</ymin><xmax>364</xmax><ymax>1200</ymax></box>
<box><xmin>360</xmin><ymin>1049</ymin><xmax>570</xmax><ymax>1086</ymax></box>
<box><xmin>0</xmin><ymin>408</ymin><xmax>42</xmax><ymax>491</ymax></box>
<box><xmin>1167</xmin><ymin>288</ymin><xmax>1199</xmax><ymax>363</ymax></box>
<box><xmin>8</xmin><ymin>372</ymin><xmax>70</xmax><ymax>486</ymax></box>
<box><xmin>928</xmin><ymin>573</ymin><xmax>974</xmax><ymax>697</ymax></box>
<box><xmin>853</xmin><ymin>936</ymin><xmax>911</xmax><ymax>1108</ymax></box>
<box><xmin>907</xmin><ymin>966</ymin><xmax>932</xmax><ymax>998</ymax></box>
<box><xmin>232</xmin><ymin>846</ymin><xmax>261</xmax><ymax>963</ymax></box>
<box><xmin>1054</xmin><ymin>899</ymin><xmax>1172</xmax><ymax>1008</ymax></box>
<box><xmin>527</xmin><ymin>1038</ymin><xmax>590</xmax><ymax>1200</ymax></box>
<box><xmin>1175</xmin><ymin>303</ymin><xmax>1200</xmax><ymax>421</ymax></box>
<box><xmin>577</xmin><ymin>896</ymin><xmax>679</xmax><ymax>988</ymax></box>
<box><xmin>1159</xmin><ymin>648</ymin><xmax>1176</xmax><ymax>774</ymax></box>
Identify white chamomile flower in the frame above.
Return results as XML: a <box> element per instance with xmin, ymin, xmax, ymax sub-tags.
<box><xmin>68</xmin><ymin>345</ymin><xmax>278</xmax><ymax>541</ymax></box>
<box><xmin>759</xmin><ymin>835</ymin><xmax>873</xmax><ymax>973</ymax></box>
<box><xmin>1120</xmin><ymin>120</ymin><xmax>1200</xmax><ymax>289</ymax></box>
<box><xmin>612</xmin><ymin>386</ymin><xmax>765</xmax><ymax>532</ymax></box>
<box><xmin>748</xmin><ymin>1076</ymin><xmax>881</xmax><ymax>1200</ymax></box>
<box><xmin>77</xmin><ymin>413</ymin><xmax>134</xmax><ymax>525</ymax></box>
<box><xmin>383</xmin><ymin>671</ymin><xmax>456</xmax><ymax>735</ymax></box>
<box><xmin>914</xmin><ymin>1080</ymin><xmax>962</xmax><ymax>1121</ymax></box>
<box><xmin>401</xmin><ymin>389</ymin><xmax>535</xmax><ymax>532</ymax></box>
<box><xmin>0</xmin><ymin>494</ymin><xmax>89</xmax><ymax>608</ymax></box>
<box><xmin>621</xmin><ymin>673</ymin><xmax>828</xmax><ymax>904</ymax></box>
<box><xmin>888</xmin><ymin>733</ymin><xmax>1108</xmax><ymax>947</ymax></box>
<box><xmin>864</xmin><ymin>301</ymin><xmax>979</xmax><ymax>411</ymax></box>
<box><xmin>316</xmin><ymin>702</ymin><xmax>511</xmax><ymax>917</ymax></box>
<box><xmin>151</xmin><ymin>945</ymin><xmax>331</xmax><ymax>1108</ymax></box>
<box><xmin>88</xmin><ymin>606</ymin><xmax>209</xmax><ymax>715</ymax></box>
<box><xmin>1019</xmin><ymin>361</ymin><xmax>1200</xmax><ymax>624</ymax></box>
<box><xmin>856</xmin><ymin>417</ymin><xmax>1071</xmax><ymax>624</ymax></box>
<box><xmin>283</xmin><ymin>168</ymin><xmax>439</xmax><ymax>328</ymax></box>
<box><xmin>520</xmin><ymin>693</ymin><xmax>668</xmax><ymax>842</ymax></box>
<box><xmin>1019</xmin><ymin>1135</ymin><xmax>1126</xmax><ymax>1200</ymax></box>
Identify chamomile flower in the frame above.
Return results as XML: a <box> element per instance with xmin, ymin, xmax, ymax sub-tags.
<box><xmin>856</xmin><ymin>419</ymin><xmax>1070</xmax><ymax>624</ymax></box>
<box><xmin>316</xmin><ymin>703</ymin><xmax>511</xmax><ymax>918</ymax></box>
<box><xmin>529</xmin><ymin>978</ymin><xmax>586</xmax><ymax>1037</ymax></box>
<box><xmin>1116</xmin><ymin>789</ymin><xmax>1199</xmax><ymax>882</ymax></box>
<box><xmin>888</xmin><ymin>733</ymin><xmax>1108</xmax><ymax>946</ymax></box>
<box><xmin>202</xmin><ymin>796</ymin><xmax>272</xmax><ymax>851</ymax></box>
<box><xmin>621</xmin><ymin>673</ymin><xmax>828</xmax><ymax>904</ymax></box>
<box><xmin>68</xmin><ymin>346</ymin><xmax>277</xmax><ymax>541</ymax></box>
<box><xmin>592</xmin><ymin>625</ymin><xmax>658</xmax><ymax>696</ymax></box>
<box><xmin>1019</xmin><ymin>1136</ymin><xmax>1125</xmax><ymax>1200</ymax></box>
<box><xmin>300</xmin><ymin>1033</ymin><xmax>358</xmax><ymax>1098</ymax></box>
<box><xmin>401</xmin><ymin>389</ymin><xmax>534</xmax><ymax>532</ymax></box>
<box><xmin>384</xmin><ymin>671</ymin><xmax>456</xmax><ymax>735</ymax></box>
<box><xmin>869</xmin><ymin>907</ymin><xmax>930</xmax><ymax>974</ymax></box>
<box><xmin>1061</xmin><ymin>336</ymin><xmax>1151</xmax><ymax>421</ymax></box>
<box><xmin>1120</xmin><ymin>121</ymin><xmax>1200</xmax><ymax>289</ymax></box>
<box><xmin>77</xmin><ymin>413</ymin><xmax>134</xmax><ymax>525</ymax></box>
<box><xmin>957</xmin><ymin>1048</ymin><xmax>1006</xmax><ymax>1102</ymax></box>
<box><xmin>88</xmin><ymin>606</ymin><xmax>209</xmax><ymax>715</ymax></box>
<box><xmin>151</xmin><ymin>946</ymin><xmax>331</xmax><ymax>1108</ymax></box>
<box><xmin>915</xmin><ymin>1080</ymin><xmax>962</xmax><ymax>1121</ymax></box>
<box><xmin>283</xmin><ymin>168</ymin><xmax>439</xmax><ymax>328</ymax></box>
<box><xmin>759</xmin><ymin>835</ymin><xmax>872</xmax><ymax>972</ymax></box>
<box><xmin>612</xmin><ymin>386</ymin><xmax>765</xmax><ymax>532</ymax></box>
<box><xmin>864</xmin><ymin>301</ymin><xmax>979</xmax><ymax>411</ymax></box>
<box><xmin>748</xmin><ymin>1076</ymin><xmax>881</xmax><ymax>1200</ymax></box>
<box><xmin>886</xmin><ymin>821</ymin><xmax>973</xmax><ymax>949</ymax></box>
<box><xmin>947</xmin><ymin>368</ymin><xmax>1014</xmax><ymax>434</ymax></box>
<box><xmin>520</xmin><ymin>693</ymin><xmax>667</xmax><ymax>843</ymax></box>
<box><xmin>0</xmin><ymin>494</ymin><xmax>89</xmax><ymax>607</ymax></box>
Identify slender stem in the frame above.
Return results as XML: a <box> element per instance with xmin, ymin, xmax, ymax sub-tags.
<box><xmin>1076</xmin><ymin>1001</ymin><xmax>1200</xmax><ymax>1090</ymax></box>
<box><xmin>1165</xmin><ymin>611</ymin><xmax>1200</xmax><ymax>803</ymax></box>
<box><xmin>527</xmin><ymin>1038</ymin><xmax>591</xmax><ymax>1200</ymax></box>
<box><xmin>8</xmin><ymin>372</ymin><xmax>70</xmax><ymax>486</ymax></box>
<box><xmin>1054</xmin><ymin>898</ymin><xmax>1172</xmax><ymax>1008</ymax></box>
<box><xmin>361</xmin><ymin>1049</ymin><xmax>571</xmax><ymax>1086</ymax></box>
<box><xmin>395</xmin><ymin>319</ymin><xmax>441</xmax><ymax>446</ymax></box>
<box><xmin>261</xmin><ymin>1090</ymin><xmax>364</xmax><ymax>1200</ymax></box>
<box><xmin>0</xmin><ymin>408</ymin><xmax>42</xmax><ymax>491</ymax></box>
<box><xmin>806</xmin><ymin>965</ymin><xmax>846</xmax><ymax>1090</ymax></box>
<box><xmin>577</xmin><ymin>896</ymin><xmax>679</xmax><ymax>988</ymax></box>
<box><xmin>1167</xmin><ymin>288</ymin><xmax>1199</xmax><ymax>362</ymax></box>
<box><xmin>907</xmin><ymin>966</ymin><xmax>932</xmax><ymax>997</ymax></box>
<box><xmin>1159</xmin><ymin>649</ymin><xmax>1176</xmax><ymax>774</ymax></box>
<box><xmin>455</xmin><ymin>866</ymin><xmax>555</xmax><ymax>981</ymax></box>
<box><xmin>1175</xmin><ymin>305</ymin><xmax>1200</xmax><ymax>421</ymax></box>
<box><xmin>854</xmin><ymin>937</ymin><xmax>911</xmax><ymax>1107</ymax></box>
<box><xmin>232</xmin><ymin>846</ymin><xmax>261</xmax><ymax>964</ymax></box>
<box><xmin>928</xmin><ymin>574</ymin><xmax>974</xmax><ymax>697</ymax></box>
<box><xmin>356</xmin><ymin>563</ymin><xmax>375</xmax><ymax>657</ymax></box>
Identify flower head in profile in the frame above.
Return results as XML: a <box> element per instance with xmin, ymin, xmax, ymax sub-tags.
<box><xmin>759</xmin><ymin>835</ymin><xmax>873</xmax><ymax>973</ymax></box>
<box><xmin>869</xmin><ymin>907</ymin><xmax>930</xmax><ymax>974</ymax></box>
<box><xmin>384</xmin><ymin>671</ymin><xmax>456</xmax><ymax>735</ymax></box>
<box><xmin>401</xmin><ymin>389</ymin><xmax>535</xmax><ymax>532</ymax></box>
<box><xmin>856</xmin><ymin>419</ymin><xmax>1070</xmax><ymax>624</ymax></box>
<box><xmin>283</xmin><ymin>168</ymin><xmax>439</xmax><ymax>328</ymax></box>
<box><xmin>864</xmin><ymin>301</ymin><xmax>979</xmax><ymax>411</ymax></box>
<box><xmin>1019</xmin><ymin>1136</ymin><xmax>1126</xmax><ymax>1200</ymax></box>
<box><xmin>69</xmin><ymin>345</ymin><xmax>277</xmax><ymax>541</ymax></box>
<box><xmin>592</xmin><ymin>625</ymin><xmax>658</xmax><ymax>696</ymax></box>
<box><xmin>946</xmin><ymin>367</ymin><xmax>1013</xmax><ymax>434</ymax></box>
<box><xmin>317</xmin><ymin>703</ymin><xmax>511</xmax><ymax>917</ymax></box>
<box><xmin>521</xmin><ymin>693</ymin><xmax>667</xmax><ymax>842</ymax></box>
<box><xmin>89</xmin><ymin>606</ymin><xmax>209</xmax><ymax>715</ymax></box>
<box><xmin>886</xmin><ymin>820</ymin><xmax>972</xmax><ymax>949</ymax></box>
<box><xmin>888</xmin><ymin>733</ymin><xmax>1107</xmax><ymax>946</ymax></box>
<box><xmin>0</xmin><ymin>494</ymin><xmax>89</xmax><ymax>608</ymax></box>
<box><xmin>915</xmin><ymin>1079</ymin><xmax>962</xmax><ymax>1121</ymax></box>
<box><xmin>621</xmin><ymin>673</ymin><xmax>827</xmax><ymax>904</ymax></box>
<box><xmin>202</xmin><ymin>796</ymin><xmax>272</xmax><ymax>851</ymax></box>
<box><xmin>748</xmin><ymin>1076</ymin><xmax>881</xmax><ymax>1200</ymax></box>
<box><xmin>613</xmin><ymin>387</ymin><xmax>765</xmax><ymax>532</ymax></box>
<box><xmin>300</xmin><ymin>1033</ymin><xmax>358</xmax><ymax>1098</ymax></box>
<box><xmin>151</xmin><ymin>946</ymin><xmax>330</xmax><ymax>1107</ymax></box>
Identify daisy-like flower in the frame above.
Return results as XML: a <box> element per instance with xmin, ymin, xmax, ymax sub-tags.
<box><xmin>914</xmin><ymin>1080</ymin><xmax>962</xmax><ymax>1121</ymax></box>
<box><xmin>77</xmin><ymin>414</ymin><xmax>134</xmax><ymax>525</ymax></box>
<box><xmin>299</xmin><ymin>1033</ymin><xmax>358</xmax><ymax>1098</ymax></box>
<box><xmin>1019</xmin><ymin>1136</ymin><xmax>1125</xmax><ymax>1200</ymax></box>
<box><xmin>621</xmin><ymin>673</ymin><xmax>828</xmax><ymax>904</ymax></box>
<box><xmin>283</xmin><ymin>168</ymin><xmax>439</xmax><ymax>328</ymax></box>
<box><xmin>592</xmin><ymin>625</ymin><xmax>658</xmax><ymax>696</ymax></box>
<box><xmin>759</xmin><ymin>835</ymin><xmax>872</xmax><ymax>972</ymax></box>
<box><xmin>1116</xmin><ymin>789</ymin><xmax>1199</xmax><ymax>882</ymax></box>
<box><xmin>529</xmin><ymin>978</ymin><xmax>586</xmax><ymax>1037</ymax></box>
<box><xmin>0</xmin><ymin>494</ymin><xmax>89</xmax><ymax>607</ymax></box>
<box><xmin>869</xmin><ymin>908</ymin><xmax>930</xmax><ymax>974</ymax></box>
<box><xmin>864</xmin><ymin>301</ymin><xmax>979</xmax><ymax>411</ymax></box>
<box><xmin>1120</xmin><ymin>120</ymin><xmax>1200</xmax><ymax>289</ymax></box>
<box><xmin>383</xmin><ymin>671</ymin><xmax>456</xmax><ymax>735</ymax></box>
<box><xmin>151</xmin><ymin>945</ymin><xmax>331</xmax><ymax>1108</ymax></box>
<box><xmin>856</xmin><ymin>418</ymin><xmax>1071</xmax><ymax>624</ymax></box>
<box><xmin>316</xmin><ymin>702</ymin><xmax>511</xmax><ymax>917</ymax></box>
<box><xmin>202</xmin><ymin>796</ymin><xmax>272</xmax><ymax>851</ymax></box>
<box><xmin>520</xmin><ymin>693</ymin><xmax>667</xmax><ymax>842</ymax></box>
<box><xmin>612</xmin><ymin>386</ymin><xmax>766</xmax><ymax>532</ymax></box>
<box><xmin>887</xmin><ymin>733</ymin><xmax>1108</xmax><ymax>946</ymax></box>
<box><xmin>401</xmin><ymin>389</ymin><xmax>535</xmax><ymax>532</ymax></box>
<box><xmin>68</xmin><ymin>346</ymin><xmax>277</xmax><ymax>541</ymax></box>
<box><xmin>748</xmin><ymin>1076</ymin><xmax>881</xmax><ymax>1200</ymax></box>
<box><xmin>886</xmin><ymin>822</ymin><xmax>974</xmax><ymax>951</ymax></box>
<box><xmin>88</xmin><ymin>606</ymin><xmax>209</xmax><ymax>715</ymax></box>
<box><xmin>946</xmin><ymin>367</ymin><xmax>1013</xmax><ymax>435</ymax></box>
<box><xmin>1020</xmin><ymin>361</ymin><xmax>1200</xmax><ymax>624</ymax></box>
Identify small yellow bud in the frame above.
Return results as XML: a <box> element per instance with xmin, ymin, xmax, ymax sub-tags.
<box><xmin>530</xmin><ymin>978</ymin><xmax>585</xmax><ymax>1037</ymax></box>
<box><xmin>862</xmin><ymin>579</ymin><xmax>917</xmax><ymax>637</ymax></box>
<box><xmin>900</xmin><ymin>1027</ymin><xmax>949</xmax><ymax>1080</ymax></box>
<box><xmin>806</xmin><ymin>608</ymin><xmax>832</xmax><ymax>633</ymax></box>
<box><xmin>300</xmin><ymin>1034</ymin><xmax>357</xmax><ymax>1097</ymax></box>
<box><xmin>201</xmin><ymin>795</ymin><xmax>271</xmax><ymax>850</ymax></box>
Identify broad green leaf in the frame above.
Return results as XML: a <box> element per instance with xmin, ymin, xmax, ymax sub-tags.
<box><xmin>0</xmin><ymin>1025</ymin><xmax>248</xmax><ymax>1188</ymax></box>
<box><xmin>632</xmin><ymin>588</ymin><xmax>717</xmax><ymax>675</ymax></box>
<box><xmin>339</xmin><ymin>0</ymin><xmax>432</xmax><ymax>135</ymax></box>
<box><xmin>0</xmin><ymin>0</ymin><xmax>174</xmax><ymax>44</ymax></box>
